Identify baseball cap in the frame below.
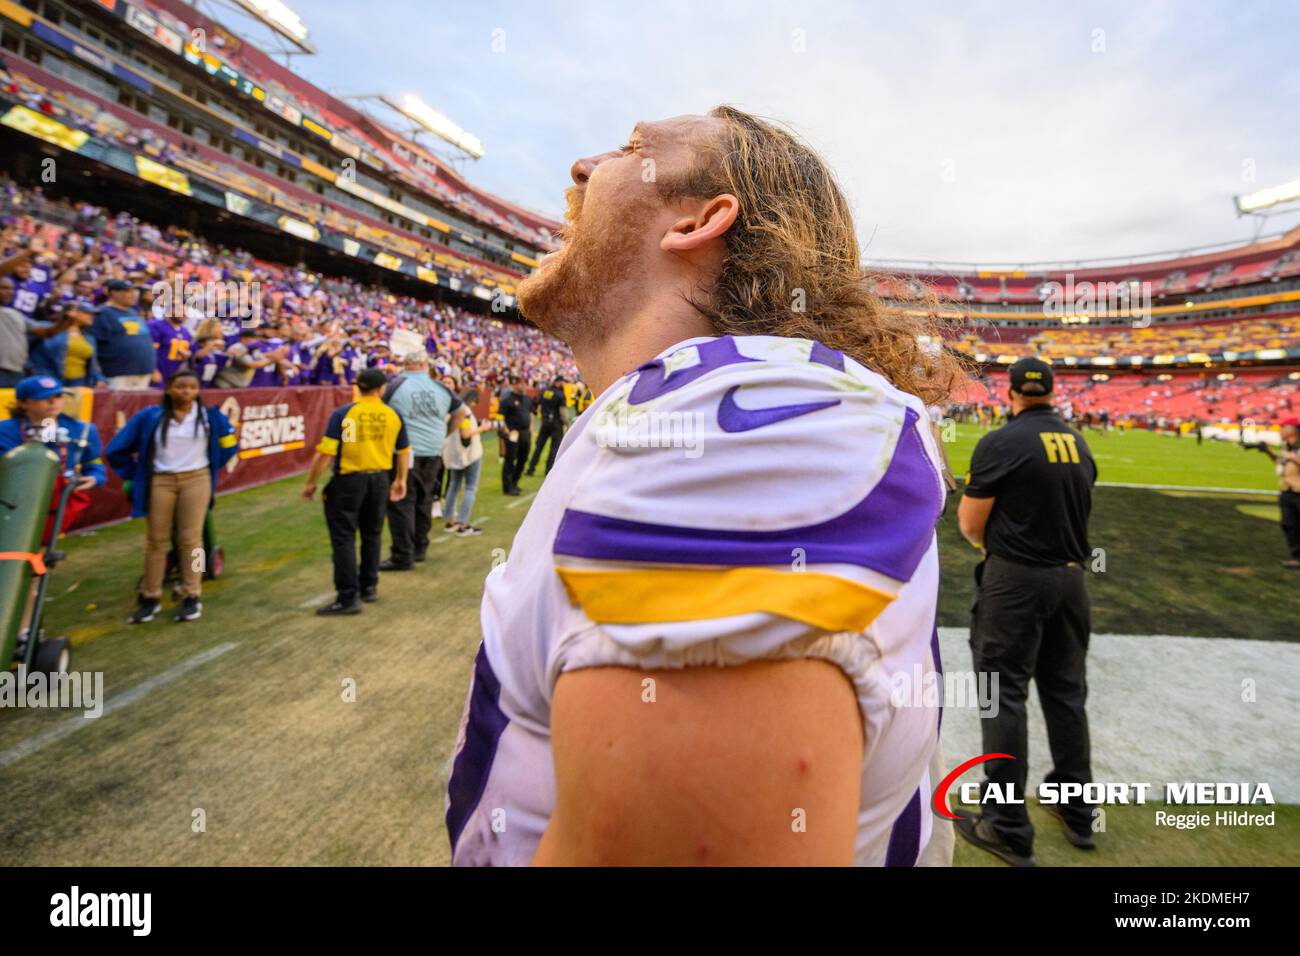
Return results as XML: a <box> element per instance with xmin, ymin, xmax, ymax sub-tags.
<box><xmin>1280</xmin><ymin>416</ymin><xmax>1300</xmax><ymax>428</ymax></box>
<box><xmin>356</xmin><ymin>368</ymin><xmax>388</xmax><ymax>391</ymax></box>
<box><xmin>15</xmin><ymin>375</ymin><xmax>65</xmax><ymax>401</ymax></box>
<box><xmin>105</xmin><ymin>278</ymin><xmax>134</xmax><ymax>292</ymax></box>
<box><xmin>1009</xmin><ymin>357</ymin><xmax>1054</xmax><ymax>395</ymax></box>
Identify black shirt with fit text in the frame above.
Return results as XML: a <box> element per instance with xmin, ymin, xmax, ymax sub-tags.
<box><xmin>965</xmin><ymin>405</ymin><xmax>1097</xmax><ymax>566</ymax></box>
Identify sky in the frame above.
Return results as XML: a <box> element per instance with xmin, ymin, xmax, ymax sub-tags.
<box><xmin>211</xmin><ymin>0</ymin><xmax>1300</xmax><ymax>266</ymax></box>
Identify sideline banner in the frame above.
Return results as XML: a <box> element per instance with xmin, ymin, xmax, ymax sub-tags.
<box><xmin>79</xmin><ymin>385</ymin><xmax>352</xmax><ymax>529</ymax></box>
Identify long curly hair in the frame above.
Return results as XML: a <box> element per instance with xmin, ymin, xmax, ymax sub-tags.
<box><xmin>658</xmin><ymin>105</ymin><xmax>967</xmax><ymax>406</ymax></box>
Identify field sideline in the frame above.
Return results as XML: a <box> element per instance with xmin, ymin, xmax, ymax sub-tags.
<box><xmin>0</xmin><ymin>426</ymin><xmax>1295</xmax><ymax>866</ymax></box>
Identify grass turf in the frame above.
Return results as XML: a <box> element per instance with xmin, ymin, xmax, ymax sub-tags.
<box><xmin>0</xmin><ymin>434</ymin><xmax>1294</xmax><ymax>865</ymax></box>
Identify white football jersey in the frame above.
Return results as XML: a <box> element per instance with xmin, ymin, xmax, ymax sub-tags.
<box><xmin>447</xmin><ymin>334</ymin><xmax>947</xmax><ymax>865</ymax></box>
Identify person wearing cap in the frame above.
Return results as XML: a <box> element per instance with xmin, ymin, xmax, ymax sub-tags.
<box><xmin>953</xmin><ymin>357</ymin><xmax>1099</xmax><ymax>867</ymax></box>
<box><xmin>0</xmin><ymin>375</ymin><xmax>106</xmax><ymax>496</ymax></box>
<box><xmin>379</xmin><ymin>349</ymin><xmax>467</xmax><ymax>570</ymax></box>
<box><xmin>92</xmin><ymin>279</ymin><xmax>155</xmax><ymax>390</ymax></box>
<box><xmin>496</xmin><ymin>371</ymin><xmax>534</xmax><ymax>496</ymax></box>
<box><xmin>302</xmin><ymin>367</ymin><xmax>410</xmax><ymax>615</ymax></box>
<box><xmin>27</xmin><ymin>300</ymin><xmax>106</xmax><ymax>387</ymax></box>
<box><xmin>526</xmin><ymin>375</ymin><xmax>567</xmax><ymax>478</ymax></box>
<box><xmin>0</xmin><ymin>375</ymin><xmax>107</xmax><ymax>638</ymax></box>
<box><xmin>1250</xmin><ymin>416</ymin><xmax>1300</xmax><ymax>569</ymax></box>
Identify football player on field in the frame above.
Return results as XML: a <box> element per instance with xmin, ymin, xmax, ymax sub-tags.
<box><xmin>447</xmin><ymin>106</ymin><xmax>965</xmax><ymax>866</ymax></box>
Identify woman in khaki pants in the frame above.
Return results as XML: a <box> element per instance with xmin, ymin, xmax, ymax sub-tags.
<box><xmin>106</xmin><ymin>370</ymin><xmax>239</xmax><ymax>623</ymax></box>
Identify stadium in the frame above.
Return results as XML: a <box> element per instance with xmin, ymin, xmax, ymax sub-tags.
<box><xmin>0</xmin><ymin>0</ymin><xmax>1295</xmax><ymax>909</ymax></box>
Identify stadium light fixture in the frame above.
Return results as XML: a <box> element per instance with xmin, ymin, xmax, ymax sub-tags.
<box><xmin>381</xmin><ymin>94</ymin><xmax>484</xmax><ymax>160</ymax></box>
<box><xmin>229</xmin><ymin>0</ymin><xmax>317</xmax><ymax>54</ymax></box>
<box><xmin>1235</xmin><ymin>178</ymin><xmax>1300</xmax><ymax>215</ymax></box>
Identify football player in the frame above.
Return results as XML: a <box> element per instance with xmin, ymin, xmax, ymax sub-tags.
<box><xmin>447</xmin><ymin>107</ymin><xmax>964</xmax><ymax>866</ymax></box>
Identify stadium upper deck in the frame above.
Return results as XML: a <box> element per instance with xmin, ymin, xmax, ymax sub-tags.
<box><xmin>0</xmin><ymin>0</ymin><xmax>559</xmax><ymax>303</ymax></box>
<box><xmin>872</xmin><ymin>224</ymin><xmax>1300</xmax><ymax>370</ymax></box>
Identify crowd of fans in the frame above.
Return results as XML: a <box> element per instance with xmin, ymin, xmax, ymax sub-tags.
<box><xmin>0</xmin><ymin>181</ymin><xmax>577</xmax><ymax>393</ymax></box>
<box><xmin>0</xmin><ymin>59</ymin><xmax>532</xmax><ymax>293</ymax></box>
<box><xmin>950</xmin><ymin>314</ymin><xmax>1300</xmax><ymax>362</ymax></box>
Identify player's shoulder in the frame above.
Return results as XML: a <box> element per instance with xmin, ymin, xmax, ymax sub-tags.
<box><xmin>616</xmin><ymin>334</ymin><xmax>923</xmax><ymax>421</ymax></box>
<box><xmin>569</xmin><ymin>334</ymin><xmax>944</xmax><ymax>536</ymax></box>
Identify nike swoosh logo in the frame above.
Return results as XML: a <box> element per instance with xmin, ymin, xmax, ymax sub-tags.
<box><xmin>717</xmin><ymin>386</ymin><xmax>840</xmax><ymax>433</ymax></box>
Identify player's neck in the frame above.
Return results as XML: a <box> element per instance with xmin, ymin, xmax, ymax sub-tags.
<box><xmin>571</xmin><ymin>294</ymin><xmax>714</xmax><ymax>398</ymax></box>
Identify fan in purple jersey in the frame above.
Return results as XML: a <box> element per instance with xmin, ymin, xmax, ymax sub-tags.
<box><xmin>10</xmin><ymin>255</ymin><xmax>53</xmax><ymax>318</ymax></box>
<box><xmin>149</xmin><ymin>315</ymin><xmax>194</xmax><ymax>386</ymax></box>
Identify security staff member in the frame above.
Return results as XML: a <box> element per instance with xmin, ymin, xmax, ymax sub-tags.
<box><xmin>954</xmin><ymin>357</ymin><xmax>1098</xmax><ymax>867</ymax></box>
<box><xmin>303</xmin><ymin>367</ymin><xmax>409</xmax><ymax>615</ymax></box>
<box><xmin>526</xmin><ymin>375</ymin><xmax>567</xmax><ymax>477</ymax></box>
<box><xmin>497</xmin><ymin>373</ymin><xmax>533</xmax><ymax>496</ymax></box>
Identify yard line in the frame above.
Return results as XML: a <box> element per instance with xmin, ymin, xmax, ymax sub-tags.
<box><xmin>1097</xmin><ymin>481</ymin><xmax>1273</xmax><ymax>495</ymax></box>
<box><xmin>297</xmin><ymin>591</ymin><xmax>335</xmax><ymax>609</ymax></box>
<box><xmin>506</xmin><ymin>491</ymin><xmax>537</xmax><ymax>510</ymax></box>
<box><xmin>0</xmin><ymin>642</ymin><xmax>239</xmax><ymax>769</ymax></box>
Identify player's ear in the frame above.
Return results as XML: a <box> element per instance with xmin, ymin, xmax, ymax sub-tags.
<box><xmin>660</xmin><ymin>194</ymin><xmax>738</xmax><ymax>254</ymax></box>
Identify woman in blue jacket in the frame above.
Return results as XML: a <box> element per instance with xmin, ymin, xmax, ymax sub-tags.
<box><xmin>105</xmin><ymin>369</ymin><xmax>238</xmax><ymax>624</ymax></box>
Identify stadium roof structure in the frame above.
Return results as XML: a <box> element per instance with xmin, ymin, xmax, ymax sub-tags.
<box><xmin>866</xmin><ymin>223</ymin><xmax>1300</xmax><ymax>280</ymax></box>
<box><xmin>145</xmin><ymin>0</ymin><xmax>561</xmax><ymax>240</ymax></box>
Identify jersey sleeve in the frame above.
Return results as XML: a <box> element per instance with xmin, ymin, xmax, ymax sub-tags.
<box><xmin>550</xmin><ymin>342</ymin><xmax>945</xmax><ymax>671</ymax></box>
<box><xmin>316</xmin><ymin>405</ymin><xmax>348</xmax><ymax>457</ymax></box>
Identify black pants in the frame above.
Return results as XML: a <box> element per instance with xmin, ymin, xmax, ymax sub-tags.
<box><xmin>528</xmin><ymin>418</ymin><xmax>564</xmax><ymax>475</ymax></box>
<box><xmin>503</xmin><ymin>427</ymin><xmax>531</xmax><ymax>491</ymax></box>
<box><xmin>387</xmin><ymin>456</ymin><xmax>441</xmax><ymax>564</ymax></box>
<box><xmin>970</xmin><ymin>554</ymin><xmax>1092</xmax><ymax>853</ymax></box>
<box><xmin>1281</xmin><ymin>491</ymin><xmax>1300</xmax><ymax>560</ymax></box>
<box><xmin>323</xmin><ymin>471</ymin><xmax>389</xmax><ymax>603</ymax></box>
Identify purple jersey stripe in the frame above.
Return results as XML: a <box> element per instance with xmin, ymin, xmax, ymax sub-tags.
<box><xmin>884</xmin><ymin>787</ymin><xmax>923</xmax><ymax>867</ymax></box>
<box><xmin>627</xmin><ymin>336</ymin><xmax>757</xmax><ymax>405</ymax></box>
<box><xmin>446</xmin><ymin>643</ymin><xmax>510</xmax><ymax>855</ymax></box>
<box><xmin>809</xmin><ymin>340</ymin><xmax>845</xmax><ymax>371</ymax></box>
<box><xmin>554</xmin><ymin>407</ymin><xmax>941</xmax><ymax>582</ymax></box>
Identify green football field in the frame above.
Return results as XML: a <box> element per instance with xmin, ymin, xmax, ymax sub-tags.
<box><xmin>0</xmin><ymin>429</ymin><xmax>1294</xmax><ymax>866</ymax></box>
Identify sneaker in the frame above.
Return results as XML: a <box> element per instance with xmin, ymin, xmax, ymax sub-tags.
<box><xmin>504</xmin><ymin>487</ymin><xmax>521</xmax><ymax>497</ymax></box>
<box><xmin>173</xmin><ymin>596</ymin><xmax>203</xmax><ymax>622</ymax></box>
<box><xmin>379</xmin><ymin>558</ymin><xmax>414</xmax><ymax>572</ymax></box>
<box><xmin>443</xmin><ymin>522</ymin><xmax>458</xmax><ymax>533</ymax></box>
<box><xmin>316</xmin><ymin>599</ymin><xmax>362</xmax><ymax>616</ymax></box>
<box><xmin>952</xmin><ymin>809</ymin><xmax>1037</xmax><ymax>867</ymax></box>
<box><xmin>456</xmin><ymin>525</ymin><xmax>483</xmax><ymax>537</ymax></box>
<box><xmin>128</xmin><ymin>596</ymin><xmax>162</xmax><ymax>624</ymax></box>
<box><xmin>1042</xmin><ymin>803</ymin><xmax>1096</xmax><ymax>849</ymax></box>
<box><xmin>360</xmin><ymin>586</ymin><xmax>379</xmax><ymax>603</ymax></box>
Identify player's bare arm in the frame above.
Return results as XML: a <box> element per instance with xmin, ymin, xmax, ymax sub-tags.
<box><xmin>534</xmin><ymin>660</ymin><xmax>863</xmax><ymax>866</ymax></box>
